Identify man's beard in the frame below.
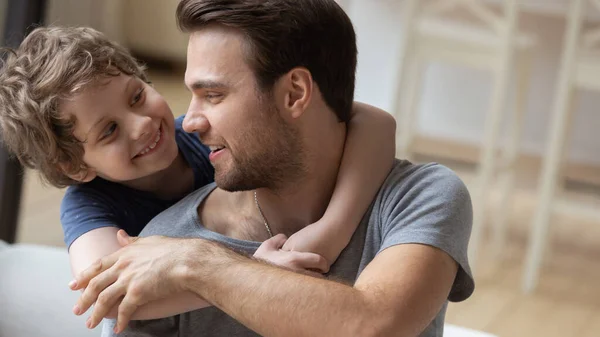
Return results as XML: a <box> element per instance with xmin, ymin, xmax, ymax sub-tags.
<box><xmin>215</xmin><ymin>101</ymin><xmax>306</xmax><ymax>192</ymax></box>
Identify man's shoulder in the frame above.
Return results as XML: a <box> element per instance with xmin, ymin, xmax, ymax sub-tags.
<box><xmin>140</xmin><ymin>183</ymin><xmax>218</xmax><ymax>237</ymax></box>
<box><xmin>369</xmin><ymin>160</ymin><xmax>475</xmax><ymax>302</ymax></box>
<box><xmin>168</xmin><ymin>182</ymin><xmax>217</xmax><ymax>213</ymax></box>
<box><xmin>372</xmin><ymin>159</ymin><xmax>472</xmax><ymax>228</ymax></box>
<box><xmin>380</xmin><ymin>160</ymin><xmax>466</xmax><ymax>197</ymax></box>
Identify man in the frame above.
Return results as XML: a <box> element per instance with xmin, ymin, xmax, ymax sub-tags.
<box><xmin>72</xmin><ymin>0</ymin><xmax>474</xmax><ymax>336</ymax></box>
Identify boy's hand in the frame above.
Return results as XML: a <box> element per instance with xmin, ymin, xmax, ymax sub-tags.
<box><xmin>253</xmin><ymin>234</ymin><xmax>329</xmax><ymax>274</ymax></box>
<box><xmin>281</xmin><ymin>222</ymin><xmax>337</xmax><ymax>268</ymax></box>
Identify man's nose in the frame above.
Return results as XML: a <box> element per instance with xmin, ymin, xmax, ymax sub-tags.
<box><xmin>183</xmin><ymin>106</ymin><xmax>210</xmax><ymax>134</ymax></box>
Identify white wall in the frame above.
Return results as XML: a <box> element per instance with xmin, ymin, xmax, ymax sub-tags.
<box><xmin>350</xmin><ymin>1</ymin><xmax>600</xmax><ymax>165</ymax></box>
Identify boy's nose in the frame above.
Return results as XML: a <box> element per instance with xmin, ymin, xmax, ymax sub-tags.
<box><xmin>131</xmin><ymin>115</ymin><xmax>154</xmax><ymax>140</ymax></box>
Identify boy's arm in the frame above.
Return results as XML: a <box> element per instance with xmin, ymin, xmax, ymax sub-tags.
<box><xmin>282</xmin><ymin>102</ymin><xmax>396</xmax><ymax>265</ymax></box>
<box><xmin>70</xmin><ymin>228</ymin><xmax>210</xmax><ymax>320</ymax></box>
<box><xmin>69</xmin><ymin>227</ymin><xmax>122</xmax><ymax>276</ymax></box>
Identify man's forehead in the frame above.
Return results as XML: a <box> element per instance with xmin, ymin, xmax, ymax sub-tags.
<box><xmin>187</xmin><ymin>28</ymin><xmax>246</xmax><ymax>62</ymax></box>
<box><xmin>185</xmin><ymin>29</ymin><xmax>251</xmax><ymax>87</ymax></box>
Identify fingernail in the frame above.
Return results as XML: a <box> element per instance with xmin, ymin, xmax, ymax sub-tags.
<box><xmin>86</xmin><ymin>317</ymin><xmax>92</xmax><ymax>329</ymax></box>
<box><xmin>73</xmin><ymin>305</ymin><xmax>81</xmax><ymax>315</ymax></box>
<box><xmin>68</xmin><ymin>280</ymin><xmax>77</xmax><ymax>289</ymax></box>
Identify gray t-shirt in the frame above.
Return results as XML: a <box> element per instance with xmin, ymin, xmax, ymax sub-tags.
<box><xmin>104</xmin><ymin>160</ymin><xmax>474</xmax><ymax>337</ymax></box>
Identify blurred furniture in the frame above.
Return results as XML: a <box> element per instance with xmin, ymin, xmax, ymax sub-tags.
<box><xmin>122</xmin><ymin>0</ymin><xmax>188</xmax><ymax>63</ymax></box>
<box><xmin>0</xmin><ymin>241</ymin><xmax>100</xmax><ymax>337</ymax></box>
<box><xmin>522</xmin><ymin>0</ymin><xmax>600</xmax><ymax>293</ymax></box>
<box><xmin>485</xmin><ymin>0</ymin><xmax>600</xmax><ymax>20</ymax></box>
<box><xmin>390</xmin><ymin>0</ymin><xmax>537</xmax><ymax>270</ymax></box>
<box><xmin>445</xmin><ymin>324</ymin><xmax>497</xmax><ymax>337</ymax></box>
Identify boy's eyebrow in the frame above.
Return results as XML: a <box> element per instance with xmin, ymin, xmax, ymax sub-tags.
<box><xmin>125</xmin><ymin>76</ymin><xmax>137</xmax><ymax>93</ymax></box>
<box><xmin>85</xmin><ymin>116</ymin><xmax>107</xmax><ymax>138</ymax></box>
<box><xmin>85</xmin><ymin>76</ymin><xmax>136</xmax><ymax>138</ymax></box>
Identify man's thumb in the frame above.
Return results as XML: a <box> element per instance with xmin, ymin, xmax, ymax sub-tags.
<box><xmin>116</xmin><ymin>229</ymin><xmax>136</xmax><ymax>247</ymax></box>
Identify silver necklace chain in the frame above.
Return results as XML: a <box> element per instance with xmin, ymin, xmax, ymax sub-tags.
<box><xmin>254</xmin><ymin>191</ymin><xmax>274</xmax><ymax>238</ymax></box>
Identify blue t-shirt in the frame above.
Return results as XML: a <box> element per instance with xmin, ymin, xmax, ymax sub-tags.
<box><xmin>60</xmin><ymin>115</ymin><xmax>214</xmax><ymax>249</ymax></box>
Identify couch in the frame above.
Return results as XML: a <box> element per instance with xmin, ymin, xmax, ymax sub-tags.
<box><xmin>0</xmin><ymin>240</ymin><xmax>100</xmax><ymax>337</ymax></box>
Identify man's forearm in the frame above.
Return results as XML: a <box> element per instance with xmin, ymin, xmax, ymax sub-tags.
<box><xmin>106</xmin><ymin>291</ymin><xmax>210</xmax><ymax>320</ymax></box>
<box><xmin>182</xmin><ymin>240</ymin><xmax>384</xmax><ymax>337</ymax></box>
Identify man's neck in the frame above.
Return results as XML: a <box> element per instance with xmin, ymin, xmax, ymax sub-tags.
<box><xmin>254</xmin><ymin>114</ymin><xmax>347</xmax><ymax>236</ymax></box>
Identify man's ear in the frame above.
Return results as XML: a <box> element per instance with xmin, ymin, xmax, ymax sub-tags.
<box><xmin>60</xmin><ymin>163</ymin><xmax>97</xmax><ymax>183</ymax></box>
<box><xmin>281</xmin><ymin>67</ymin><xmax>313</xmax><ymax>119</ymax></box>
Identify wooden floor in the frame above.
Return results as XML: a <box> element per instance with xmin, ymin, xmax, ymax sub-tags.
<box><xmin>15</xmin><ymin>69</ymin><xmax>600</xmax><ymax>337</ymax></box>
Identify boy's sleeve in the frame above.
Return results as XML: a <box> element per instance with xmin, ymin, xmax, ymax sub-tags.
<box><xmin>60</xmin><ymin>185</ymin><xmax>120</xmax><ymax>250</ymax></box>
<box><xmin>376</xmin><ymin>163</ymin><xmax>475</xmax><ymax>302</ymax></box>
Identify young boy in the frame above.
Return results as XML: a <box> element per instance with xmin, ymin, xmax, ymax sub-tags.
<box><xmin>0</xmin><ymin>26</ymin><xmax>396</xmax><ymax>322</ymax></box>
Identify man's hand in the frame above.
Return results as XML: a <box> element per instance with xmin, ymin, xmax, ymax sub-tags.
<box><xmin>69</xmin><ymin>230</ymin><xmax>192</xmax><ymax>334</ymax></box>
<box><xmin>254</xmin><ymin>234</ymin><xmax>329</xmax><ymax>274</ymax></box>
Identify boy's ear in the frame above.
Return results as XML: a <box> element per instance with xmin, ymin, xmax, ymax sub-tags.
<box><xmin>60</xmin><ymin>163</ymin><xmax>97</xmax><ymax>183</ymax></box>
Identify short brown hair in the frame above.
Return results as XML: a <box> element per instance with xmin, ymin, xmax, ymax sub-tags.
<box><xmin>0</xmin><ymin>26</ymin><xmax>148</xmax><ymax>187</ymax></box>
<box><xmin>176</xmin><ymin>0</ymin><xmax>357</xmax><ymax>122</ymax></box>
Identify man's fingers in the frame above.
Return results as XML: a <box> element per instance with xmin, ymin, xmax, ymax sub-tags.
<box><xmin>86</xmin><ymin>283</ymin><xmax>125</xmax><ymax>329</ymax></box>
<box><xmin>71</xmin><ymin>255</ymin><xmax>118</xmax><ymax>290</ymax></box>
<box><xmin>74</xmin><ymin>266</ymin><xmax>119</xmax><ymax>316</ymax></box>
<box><xmin>114</xmin><ymin>294</ymin><xmax>141</xmax><ymax>334</ymax></box>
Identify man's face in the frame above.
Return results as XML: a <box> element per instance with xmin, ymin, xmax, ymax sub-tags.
<box><xmin>183</xmin><ymin>26</ymin><xmax>305</xmax><ymax>191</ymax></box>
<box><xmin>64</xmin><ymin>74</ymin><xmax>179</xmax><ymax>183</ymax></box>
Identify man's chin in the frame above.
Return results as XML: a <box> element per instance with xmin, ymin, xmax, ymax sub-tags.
<box><xmin>214</xmin><ymin>173</ymin><xmax>254</xmax><ymax>192</ymax></box>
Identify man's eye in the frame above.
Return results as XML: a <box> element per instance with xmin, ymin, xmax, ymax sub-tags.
<box><xmin>100</xmin><ymin>123</ymin><xmax>118</xmax><ymax>140</ymax></box>
<box><xmin>131</xmin><ymin>88</ymin><xmax>145</xmax><ymax>106</ymax></box>
<box><xmin>206</xmin><ymin>93</ymin><xmax>223</xmax><ymax>100</ymax></box>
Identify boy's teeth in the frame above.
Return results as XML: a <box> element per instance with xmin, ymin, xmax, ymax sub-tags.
<box><xmin>137</xmin><ymin>129</ymin><xmax>161</xmax><ymax>156</ymax></box>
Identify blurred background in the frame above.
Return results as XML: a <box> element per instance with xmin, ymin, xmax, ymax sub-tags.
<box><xmin>1</xmin><ymin>1</ymin><xmax>600</xmax><ymax>336</ymax></box>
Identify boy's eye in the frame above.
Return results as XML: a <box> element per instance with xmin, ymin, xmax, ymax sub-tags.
<box><xmin>100</xmin><ymin>123</ymin><xmax>117</xmax><ymax>140</ymax></box>
<box><xmin>131</xmin><ymin>88</ymin><xmax>145</xmax><ymax>106</ymax></box>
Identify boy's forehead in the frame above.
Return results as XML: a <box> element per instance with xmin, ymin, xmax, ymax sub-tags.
<box><xmin>61</xmin><ymin>74</ymin><xmax>135</xmax><ymax>127</ymax></box>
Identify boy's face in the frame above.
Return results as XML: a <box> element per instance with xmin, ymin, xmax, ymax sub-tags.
<box><xmin>62</xmin><ymin>73</ymin><xmax>179</xmax><ymax>183</ymax></box>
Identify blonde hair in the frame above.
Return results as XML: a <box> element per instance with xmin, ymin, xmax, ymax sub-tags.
<box><xmin>0</xmin><ymin>26</ymin><xmax>148</xmax><ymax>187</ymax></box>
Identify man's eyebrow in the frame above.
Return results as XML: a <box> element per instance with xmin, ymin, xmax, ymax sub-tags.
<box><xmin>186</xmin><ymin>80</ymin><xmax>229</xmax><ymax>91</ymax></box>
